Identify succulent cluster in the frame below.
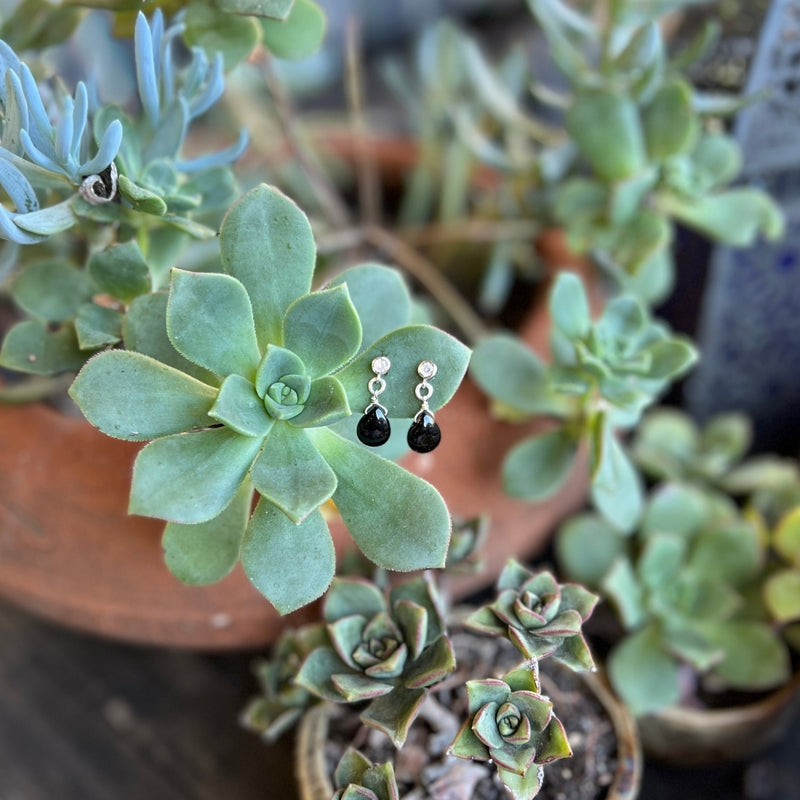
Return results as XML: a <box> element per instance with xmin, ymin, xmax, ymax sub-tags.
<box><xmin>556</xmin><ymin>409</ymin><xmax>800</xmax><ymax>716</ymax></box>
<box><xmin>244</xmin><ymin>561</ymin><xmax>598</xmax><ymax>800</ymax></box>
<box><xmin>0</xmin><ymin>10</ymin><xmax>249</xmax><ymax>380</ymax></box>
<box><xmin>471</xmin><ymin>271</ymin><xmax>697</xmax><ymax>533</ymax></box>
<box><xmin>384</xmin><ymin>0</ymin><xmax>783</xmax><ymax>311</ymax></box>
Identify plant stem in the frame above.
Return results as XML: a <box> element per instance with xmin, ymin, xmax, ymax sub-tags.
<box><xmin>258</xmin><ymin>53</ymin><xmax>352</xmax><ymax>229</ymax></box>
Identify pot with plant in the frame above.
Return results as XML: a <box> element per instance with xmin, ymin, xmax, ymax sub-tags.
<box><xmin>242</xmin><ymin>556</ymin><xmax>641</xmax><ymax>800</ymax></box>
<box><xmin>555</xmin><ymin>407</ymin><xmax>800</xmax><ymax>764</ymax></box>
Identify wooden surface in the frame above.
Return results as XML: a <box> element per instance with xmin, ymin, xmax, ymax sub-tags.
<box><xmin>0</xmin><ymin>597</ymin><xmax>297</xmax><ymax>800</ymax></box>
<box><xmin>2</xmin><ymin>594</ymin><xmax>799</xmax><ymax>800</ymax></box>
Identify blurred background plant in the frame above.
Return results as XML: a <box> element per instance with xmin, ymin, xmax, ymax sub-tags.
<box><xmin>555</xmin><ymin>407</ymin><xmax>800</xmax><ymax>716</ymax></box>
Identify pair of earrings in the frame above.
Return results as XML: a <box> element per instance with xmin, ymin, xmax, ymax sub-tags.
<box><xmin>356</xmin><ymin>357</ymin><xmax>442</xmax><ymax>453</ymax></box>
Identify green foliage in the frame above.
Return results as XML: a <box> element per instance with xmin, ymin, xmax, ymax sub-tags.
<box><xmin>69</xmin><ymin>185</ymin><xmax>470</xmax><ymax>613</ymax></box>
<box><xmin>395</xmin><ymin>2</ymin><xmax>784</xmax><ymax>307</ymax></box>
<box><xmin>332</xmin><ymin>750</ymin><xmax>400</xmax><ymax>800</ymax></box>
<box><xmin>471</xmin><ymin>272</ymin><xmax>697</xmax><ymax>532</ymax></box>
<box><xmin>449</xmin><ymin>665</ymin><xmax>572</xmax><ymax>800</ymax></box>
<box><xmin>556</xmin><ymin>471</ymin><xmax>797</xmax><ymax>716</ymax></box>
<box><xmin>294</xmin><ymin>574</ymin><xmax>456</xmax><ymax>747</ymax></box>
<box><xmin>466</xmin><ymin>560</ymin><xmax>598</xmax><ymax>670</ymax></box>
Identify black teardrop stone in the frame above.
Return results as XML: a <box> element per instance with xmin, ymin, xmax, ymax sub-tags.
<box><xmin>407</xmin><ymin>412</ymin><xmax>441</xmax><ymax>453</ymax></box>
<box><xmin>357</xmin><ymin>406</ymin><xmax>391</xmax><ymax>447</ymax></box>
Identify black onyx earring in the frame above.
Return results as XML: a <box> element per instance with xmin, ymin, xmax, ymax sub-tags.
<box><xmin>356</xmin><ymin>356</ymin><xmax>391</xmax><ymax>446</ymax></box>
<box><xmin>407</xmin><ymin>360</ymin><xmax>441</xmax><ymax>453</ymax></box>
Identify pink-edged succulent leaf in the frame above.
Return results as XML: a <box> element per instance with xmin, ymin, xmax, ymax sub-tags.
<box><xmin>360</xmin><ymin>685</ymin><xmax>428</xmax><ymax>747</ymax></box>
<box><xmin>392</xmin><ymin>599</ymin><xmax>428</xmax><ymax>661</ymax></box>
<box><xmin>325</xmin><ymin>577</ymin><xmax>386</xmax><ymax>622</ymax></box>
<box><xmin>449</xmin><ymin>719</ymin><xmax>492</xmax><ymax>762</ymax></box>
<box><xmin>497</xmin><ymin>763</ymin><xmax>545</xmax><ymax>800</ymax></box>
<box><xmin>465</xmin><ymin>678</ymin><xmax>512</xmax><ymax>715</ymax></box>
<box><xmin>472</xmin><ymin>702</ymin><xmax>504</xmax><ymax>749</ymax></box>
<box><xmin>294</xmin><ymin>647</ymin><xmax>352</xmax><ymax>702</ymax></box>
<box><xmin>332</xmin><ymin>672</ymin><xmax>396</xmax><ymax>702</ymax></box>
<box><xmin>402</xmin><ymin>635</ymin><xmax>456</xmax><ymax>689</ymax></box>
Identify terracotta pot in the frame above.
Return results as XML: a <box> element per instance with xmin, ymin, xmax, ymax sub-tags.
<box><xmin>637</xmin><ymin>667</ymin><xmax>800</xmax><ymax>765</ymax></box>
<box><xmin>0</xmin><ymin>361</ymin><xmax>587</xmax><ymax>649</ymax></box>
<box><xmin>295</xmin><ymin>667</ymin><xmax>641</xmax><ymax>800</ymax></box>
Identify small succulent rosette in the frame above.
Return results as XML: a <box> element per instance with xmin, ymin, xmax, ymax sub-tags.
<box><xmin>449</xmin><ymin>665</ymin><xmax>572</xmax><ymax>800</ymax></box>
<box><xmin>240</xmin><ymin>624</ymin><xmax>327</xmax><ymax>742</ymax></box>
<box><xmin>70</xmin><ymin>184</ymin><xmax>470</xmax><ymax>614</ymax></box>
<box><xmin>295</xmin><ymin>574</ymin><xmax>456</xmax><ymax>747</ymax></box>
<box><xmin>332</xmin><ymin>749</ymin><xmax>400</xmax><ymax>800</ymax></box>
<box><xmin>466</xmin><ymin>560</ymin><xmax>598</xmax><ymax>671</ymax></box>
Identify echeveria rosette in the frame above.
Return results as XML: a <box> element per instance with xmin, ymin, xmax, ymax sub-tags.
<box><xmin>240</xmin><ymin>624</ymin><xmax>327</xmax><ymax>742</ymax></box>
<box><xmin>332</xmin><ymin>749</ymin><xmax>400</xmax><ymax>800</ymax></box>
<box><xmin>471</xmin><ymin>271</ymin><xmax>697</xmax><ymax>533</ymax></box>
<box><xmin>69</xmin><ymin>184</ymin><xmax>470</xmax><ymax>615</ymax></box>
<box><xmin>294</xmin><ymin>574</ymin><xmax>456</xmax><ymax>747</ymax></box>
<box><xmin>449</xmin><ymin>666</ymin><xmax>572</xmax><ymax>800</ymax></box>
<box><xmin>466</xmin><ymin>560</ymin><xmax>598</xmax><ymax>671</ymax></box>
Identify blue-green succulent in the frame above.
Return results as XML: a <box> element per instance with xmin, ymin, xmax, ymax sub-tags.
<box><xmin>69</xmin><ymin>184</ymin><xmax>471</xmax><ymax>614</ymax></box>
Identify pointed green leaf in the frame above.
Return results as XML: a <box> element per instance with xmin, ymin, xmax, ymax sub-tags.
<box><xmin>295</xmin><ymin>647</ymin><xmax>352</xmax><ymax>701</ymax></box>
<box><xmin>12</xmin><ymin>260</ymin><xmax>91</xmax><ymax>321</ymax></box>
<box><xmin>335</xmin><ymin>325</ymin><xmax>471</xmax><ymax>419</ymax></box>
<box><xmin>167</xmin><ymin>269</ymin><xmax>261</xmax><ymax>380</ymax></box>
<box><xmin>282</xmin><ymin>285</ymin><xmax>362</xmax><ymax>377</ymax></box>
<box><xmin>704</xmin><ymin>621</ymin><xmax>790</xmax><ymax>690</ymax></box>
<box><xmin>555</xmin><ymin>513</ymin><xmax>625</xmax><ymax>587</ymax></box>
<box><xmin>210</xmin><ymin>374</ymin><xmax>274</xmax><ymax>437</ymax></box>
<box><xmin>69</xmin><ymin>350</ymin><xmax>217</xmax><ymax>441</ymax></box>
<box><xmin>470</xmin><ymin>334</ymin><xmax>561</xmax><ymax>415</ymax></box>
<box><xmin>330</xmin><ymin>264</ymin><xmax>412</xmax><ymax>354</ymax></box>
<box><xmin>117</xmin><ymin>174</ymin><xmax>168</xmax><ymax>215</ymax></box>
<box><xmin>332</xmin><ymin>673</ymin><xmax>394</xmax><ymax>702</ymax></box>
<box><xmin>590</xmin><ymin>420</ymin><xmax>643</xmax><ymax>534</ymax></box>
<box><xmin>74</xmin><ymin>303</ymin><xmax>123</xmax><ymax>349</ymax></box>
<box><xmin>130</xmin><ymin>427</ymin><xmax>261</xmax><ymax>523</ymax></box>
<box><xmin>219</xmin><ymin>184</ymin><xmax>315</xmax><ymax>349</ymax></box>
<box><xmin>13</xmin><ymin>198</ymin><xmax>77</xmax><ymax>234</ymax></box>
<box><xmin>0</xmin><ymin>320</ymin><xmax>85</xmax><ymax>375</ymax></box>
<box><xmin>361</xmin><ymin>686</ymin><xmax>427</xmax><ymax>747</ymax></box>
<box><xmin>607</xmin><ymin>623</ymin><xmax>680</xmax><ymax>715</ymax></box>
<box><xmin>250</xmin><ymin>424</ymin><xmax>337</xmax><ymax>523</ymax></box>
<box><xmin>123</xmin><ymin>292</ymin><xmax>218</xmax><ymax>385</ymax></box>
<box><xmin>602</xmin><ymin>557</ymin><xmax>646</xmax><ymax>630</ymax></box>
<box><xmin>765</xmin><ymin>569</ymin><xmax>800</xmax><ymax>623</ymax></box>
<box><xmin>550</xmin><ymin>271</ymin><xmax>591</xmax><ymax>340</ymax></box>
<box><xmin>324</xmin><ymin>577</ymin><xmax>385</xmax><ymax>621</ymax></box>
<box><xmin>162</xmin><ymin>482</ymin><xmax>252</xmax><ymax>584</ymax></box>
<box><xmin>291</xmin><ymin>376</ymin><xmax>351</xmax><ymax>428</ymax></box>
<box><xmin>260</xmin><ymin>0</ymin><xmax>326</xmax><ymax>60</ymax></box>
<box><xmin>88</xmin><ymin>240</ymin><xmax>151</xmax><ymax>303</ymax></box>
<box><xmin>642</xmin><ymin>80</ymin><xmax>697</xmax><ymax>160</ymax></box>
<box><xmin>498</xmin><ymin>763</ymin><xmax>544</xmax><ymax>800</ymax></box>
<box><xmin>502</xmin><ymin>429</ymin><xmax>577</xmax><ymax>501</ymax></box>
<box><xmin>314</xmin><ymin>429</ymin><xmax>450</xmax><ymax>571</ymax></box>
<box><xmin>566</xmin><ymin>89</ymin><xmax>646</xmax><ymax>180</ymax></box>
<box><xmin>241</xmin><ymin>502</ymin><xmax>335</xmax><ymax>613</ymax></box>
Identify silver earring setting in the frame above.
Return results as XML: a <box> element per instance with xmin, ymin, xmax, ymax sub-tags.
<box><xmin>357</xmin><ymin>356</ymin><xmax>391</xmax><ymax>447</ymax></box>
<box><xmin>407</xmin><ymin>360</ymin><xmax>441</xmax><ymax>453</ymax></box>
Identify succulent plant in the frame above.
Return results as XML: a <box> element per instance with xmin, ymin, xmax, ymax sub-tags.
<box><xmin>760</xmin><ymin>506</ymin><xmax>800</xmax><ymax>652</ymax></box>
<box><xmin>294</xmin><ymin>573</ymin><xmax>456</xmax><ymax>747</ymax></box>
<box><xmin>556</xmin><ymin>480</ymin><xmax>792</xmax><ymax>715</ymax></box>
<box><xmin>632</xmin><ymin>407</ymin><xmax>800</xmax><ymax>521</ymax></box>
<box><xmin>449</xmin><ymin>665</ymin><xmax>572</xmax><ymax>800</ymax></box>
<box><xmin>470</xmin><ymin>271</ymin><xmax>697</xmax><ymax>533</ymax></box>
<box><xmin>332</xmin><ymin>749</ymin><xmax>400</xmax><ymax>800</ymax></box>
<box><xmin>69</xmin><ymin>184</ymin><xmax>471</xmax><ymax>613</ymax></box>
<box><xmin>240</xmin><ymin>624</ymin><xmax>327</xmax><ymax>742</ymax></box>
<box><xmin>466</xmin><ymin>560</ymin><xmax>597</xmax><ymax>670</ymax></box>
<box><xmin>0</xmin><ymin>10</ymin><xmax>254</xmax><ymax>381</ymax></box>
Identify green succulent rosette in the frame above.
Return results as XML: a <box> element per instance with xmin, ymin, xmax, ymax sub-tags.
<box><xmin>449</xmin><ymin>665</ymin><xmax>572</xmax><ymax>800</ymax></box>
<box><xmin>332</xmin><ymin>749</ymin><xmax>400</xmax><ymax>800</ymax></box>
<box><xmin>69</xmin><ymin>184</ymin><xmax>470</xmax><ymax>614</ymax></box>
<box><xmin>466</xmin><ymin>560</ymin><xmax>597</xmax><ymax>670</ymax></box>
<box><xmin>295</xmin><ymin>574</ymin><xmax>456</xmax><ymax>746</ymax></box>
<box><xmin>240</xmin><ymin>624</ymin><xmax>326</xmax><ymax>742</ymax></box>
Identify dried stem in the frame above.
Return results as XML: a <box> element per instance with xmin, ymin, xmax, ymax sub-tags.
<box><xmin>345</xmin><ymin>18</ymin><xmax>382</xmax><ymax>228</ymax></box>
<box><xmin>258</xmin><ymin>53</ymin><xmax>352</xmax><ymax>229</ymax></box>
